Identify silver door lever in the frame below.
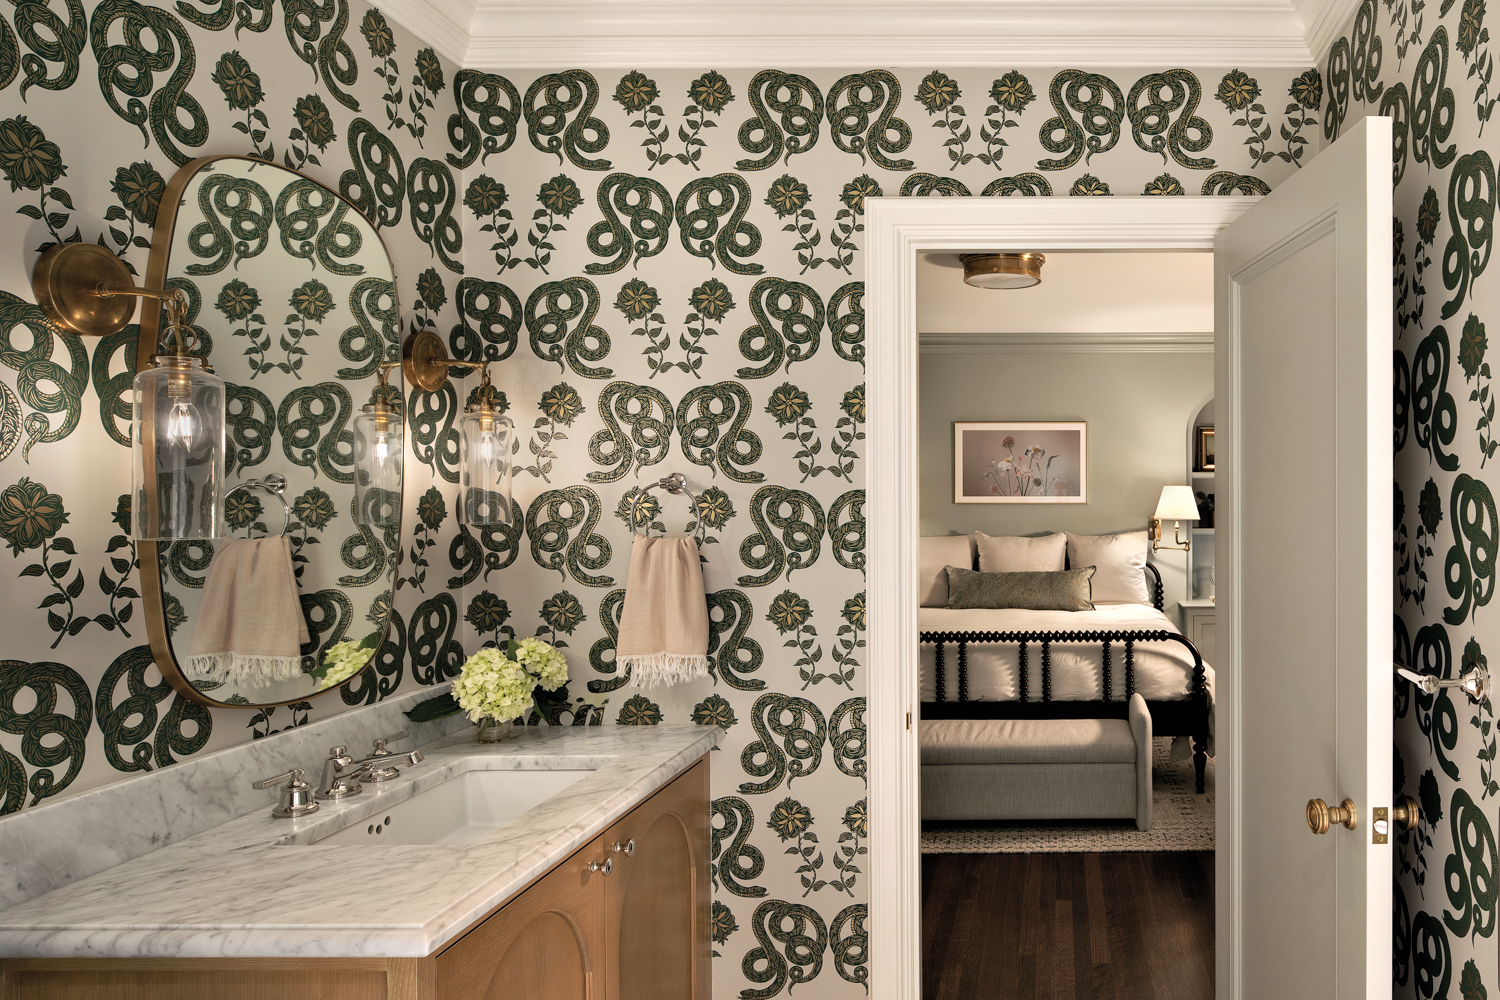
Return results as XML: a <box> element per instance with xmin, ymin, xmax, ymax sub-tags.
<box><xmin>1394</xmin><ymin>662</ymin><xmax>1490</xmax><ymax>704</ymax></box>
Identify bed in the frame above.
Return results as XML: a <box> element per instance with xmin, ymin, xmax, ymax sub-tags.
<box><xmin>919</xmin><ymin>533</ymin><xmax>1213</xmax><ymax>794</ymax></box>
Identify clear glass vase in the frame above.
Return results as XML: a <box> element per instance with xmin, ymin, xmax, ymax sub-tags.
<box><xmin>475</xmin><ymin>718</ymin><xmax>513</xmax><ymax>743</ymax></box>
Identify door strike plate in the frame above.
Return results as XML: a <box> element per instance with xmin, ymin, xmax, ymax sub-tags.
<box><xmin>1373</xmin><ymin>806</ymin><xmax>1390</xmax><ymax>845</ymax></box>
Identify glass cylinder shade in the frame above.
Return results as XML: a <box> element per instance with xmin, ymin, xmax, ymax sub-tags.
<box><xmin>458</xmin><ymin>405</ymin><xmax>514</xmax><ymax>526</ymax></box>
<box><xmin>352</xmin><ymin>402</ymin><xmax>404</xmax><ymax>526</ymax></box>
<box><xmin>130</xmin><ymin>355</ymin><xmax>225</xmax><ymax>541</ymax></box>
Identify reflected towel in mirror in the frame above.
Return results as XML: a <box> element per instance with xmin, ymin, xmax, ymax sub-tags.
<box><xmin>616</xmin><ymin>535</ymin><xmax>709</xmax><ymax>687</ymax></box>
<box><xmin>186</xmin><ymin>536</ymin><xmax>310</xmax><ymax>688</ymax></box>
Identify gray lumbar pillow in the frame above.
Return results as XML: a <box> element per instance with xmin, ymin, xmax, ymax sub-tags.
<box><xmin>944</xmin><ymin>566</ymin><xmax>1096</xmax><ymax>612</ymax></box>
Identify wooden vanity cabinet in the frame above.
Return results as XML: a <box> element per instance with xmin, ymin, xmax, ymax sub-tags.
<box><xmin>0</xmin><ymin>757</ymin><xmax>710</xmax><ymax>1000</ymax></box>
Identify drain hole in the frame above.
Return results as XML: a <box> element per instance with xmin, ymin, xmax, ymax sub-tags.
<box><xmin>385</xmin><ymin>816</ymin><xmax>392</xmax><ymax>824</ymax></box>
<box><xmin>367</xmin><ymin>825</ymin><xmax>374</xmax><ymax>834</ymax></box>
<box><xmin>375</xmin><ymin>824</ymin><xmax>383</xmax><ymax>834</ymax></box>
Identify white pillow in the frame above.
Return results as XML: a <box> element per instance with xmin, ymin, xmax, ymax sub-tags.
<box><xmin>1065</xmin><ymin>531</ymin><xmax>1150</xmax><ymax>604</ymax></box>
<box><xmin>920</xmin><ymin>535</ymin><xmax>976</xmax><ymax>607</ymax></box>
<box><xmin>973</xmin><ymin>532</ymin><xmax>1067</xmax><ymax>573</ymax></box>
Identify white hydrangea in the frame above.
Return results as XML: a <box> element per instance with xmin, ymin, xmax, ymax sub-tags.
<box><xmin>317</xmin><ymin>638</ymin><xmax>372</xmax><ymax>690</ymax></box>
<box><xmin>515</xmin><ymin>637</ymin><xmax>569</xmax><ymax>691</ymax></box>
<box><xmin>453</xmin><ymin>639</ymin><xmax>570</xmax><ymax>725</ymax></box>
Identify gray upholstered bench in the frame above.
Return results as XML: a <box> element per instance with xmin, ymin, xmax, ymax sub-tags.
<box><xmin>919</xmin><ymin>692</ymin><xmax>1153</xmax><ymax>831</ymax></box>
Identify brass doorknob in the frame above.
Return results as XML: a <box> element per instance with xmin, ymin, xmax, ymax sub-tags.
<box><xmin>1307</xmin><ymin>797</ymin><xmax>1358</xmax><ymax>834</ymax></box>
<box><xmin>1392</xmin><ymin>795</ymin><xmax>1420</xmax><ymax>831</ymax></box>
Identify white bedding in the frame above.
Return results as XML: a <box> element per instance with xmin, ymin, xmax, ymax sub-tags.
<box><xmin>919</xmin><ymin>603</ymin><xmax>1216</xmax><ymax>706</ymax></box>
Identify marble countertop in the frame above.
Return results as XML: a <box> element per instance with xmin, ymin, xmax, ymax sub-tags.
<box><xmin>0</xmin><ymin>725</ymin><xmax>718</xmax><ymax>959</ymax></box>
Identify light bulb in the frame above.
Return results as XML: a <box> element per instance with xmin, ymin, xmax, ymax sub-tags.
<box><xmin>373</xmin><ymin>432</ymin><xmax>390</xmax><ymax>462</ymax></box>
<box><xmin>165</xmin><ymin>399</ymin><xmax>200</xmax><ymax>451</ymax></box>
<box><xmin>476</xmin><ymin>430</ymin><xmax>498</xmax><ymax>470</ymax></box>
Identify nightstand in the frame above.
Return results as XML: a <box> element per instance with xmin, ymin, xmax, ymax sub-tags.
<box><xmin>1178</xmin><ymin>598</ymin><xmax>1215</xmax><ymax>667</ymax></box>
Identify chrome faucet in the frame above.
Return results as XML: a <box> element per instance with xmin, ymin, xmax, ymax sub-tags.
<box><xmin>316</xmin><ymin>736</ymin><xmax>424</xmax><ymax>800</ymax></box>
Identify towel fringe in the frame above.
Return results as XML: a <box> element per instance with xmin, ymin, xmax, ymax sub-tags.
<box><xmin>185</xmin><ymin>652</ymin><xmax>305</xmax><ymax>688</ymax></box>
<box><xmin>618</xmin><ymin>652</ymin><xmax>709</xmax><ymax>689</ymax></box>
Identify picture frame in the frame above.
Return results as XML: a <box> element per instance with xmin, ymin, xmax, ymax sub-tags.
<box><xmin>953</xmin><ymin>421</ymin><xmax>1088</xmax><ymax>504</ymax></box>
<box><xmin>1194</xmin><ymin>426</ymin><xmax>1216</xmax><ymax>472</ymax></box>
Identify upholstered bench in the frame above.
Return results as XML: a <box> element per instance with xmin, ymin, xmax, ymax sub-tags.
<box><xmin>919</xmin><ymin>692</ymin><xmax>1153</xmax><ymax>831</ymax></box>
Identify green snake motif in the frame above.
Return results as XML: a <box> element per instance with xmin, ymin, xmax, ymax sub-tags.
<box><xmin>1444</xmin><ymin>474</ymin><xmax>1497</xmax><ymax>625</ymax></box>
<box><xmin>451</xmin><ymin>277</ymin><xmax>520</xmax><ymax>363</ymax></box>
<box><xmin>737</xmin><ymin>277</ymin><xmax>823</xmax><ymax>379</ymax></box>
<box><xmin>1412</xmin><ymin>27</ymin><xmax>1457</xmax><ymax>173</ymax></box>
<box><xmin>1199</xmin><ymin>171</ymin><xmax>1271</xmax><ymax>195</ymax></box>
<box><xmin>275</xmin><ymin>178</ymin><xmax>343</xmax><ymax>271</ymax></box>
<box><xmin>830</xmin><ymin>904</ymin><xmax>868</xmax><ymax>989</ymax></box>
<box><xmin>165</xmin><ymin>538</ymin><xmax>213</xmax><ymax>588</ymax></box>
<box><xmin>1410</xmin><ymin>623</ymin><xmax>1462</xmax><ymax>779</ymax></box>
<box><xmin>299</xmin><ymin>588</ymin><xmax>353</xmax><ymax>668</ymax></box>
<box><xmin>338</xmin><ymin>118</ymin><xmax>405</xmax><ymax>230</ymax></box>
<box><xmin>585</xmin><ymin>173</ymin><xmax>673</xmax><ymax>275</ymax></box>
<box><xmin>523</xmin><ymin>69</ymin><xmax>611</xmax><ymax>171</ymax></box>
<box><xmin>341</xmin><ymin>608</ymin><xmax>404</xmax><ymax>707</ymax></box>
<box><xmin>1126</xmin><ymin>70</ymin><xmax>1214</xmax><ymax>169</ymax></box>
<box><xmin>1441</xmin><ymin>150</ymin><xmax>1493</xmax><ymax>320</ymax></box>
<box><xmin>980</xmin><ymin>173</ymin><xmax>1054</xmax><ymax>196</ymax></box>
<box><xmin>91</xmin><ymin>326</ymin><xmax>137</xmax><ymax>446</ymax></box>
<box><xmin>1349</xmin><ymin>0</ymin><xmax>1383</xmax><ymax>106</ymax></box>
<box><xmin>445</xmin><ymin>514</ymin><xmax>523</xmax><ymax>588</ymax></box>
<box><xmin>525</xmin><ymin>277</ymin><xmax>613</xmax><ymax>379</ymax></box>
<box><xmin>1444</xmin><ymin>788</ymin><xmax>1498</xmax><ymax>941</ymax></box>
<box><xmin>586</xmin><ymin>589</ymin><xmax>629</xmax><ymax>692</ymax></box>
<box><xmin>676</xmin><ymin>381</ymin><xmax>765</xmax><ymax>484</ymax></box>
<box><xmin>827</xmin><ymin>490</ymin><xmax>865</xmax><ymax>576</ymax></box>
<box><xmin>337</xmin><ymin>524</ymin><xmax>385</xmax><ymax>587</ymax></box>
<box><xmin>0</xmin><ymin>658</ymin><xmax>91</xmax><ymax>808</ymax></box>
<box><xmin>1413</xmin><ymin>326</ymin><xmax>1460</xmax><ymax>472</ymax></box>
<box><xmin>447</xmin><ymin>69</ymin><xmax>520</xmax><ymax>169</ymax></box>
<box><xmin>276</xmin><ymin>381</ymin><xmax>355</xmax><ymax>483</ymax></box>
<box><xmin>93</xmin><ymin>644</ymin><xmax>171</xmax><ymax>772</ymax></box>
<box><xmin>224</xmin><ymin>382</ymin><xmax>275</xmax><ymax>476</ymax></box>
<box><xmin>737</xmin><ymin>70</ymin><xmax>823</xmax><ymax>170</ymax></box>
<box><xmin>409</xmin><ymin>593</ymin><xmax>464</xmax><ymax>684</ymax></box>
<box><xmin>826</xmin><ymin>282</ymin><xmax>864</xmax><ymax>368</ymax></box>
<box><xmin>0</xmin><ymin>291</ymin><xmax>87</xmax><ymax>459</ymax></box>
<box><xmin>184</xmin><ymin>172</ymin><xmax>272</xmax><ymax>275</ymax></box>
<box><xmin>149</xmin><ymin>691</ymin><xmax>210</xmax><ymax>767</ymax></box>
<box><xmin>711</xmin><ymin>795</ymin><xmax>767</xmax><ymax>897</ymax></box>
<box><xmin>336</xmin><ymin>276</ymin><xmax>398</xmax><ymax>379</ymax></box>
<box><xmin>740</xmin><ymin>901</ymin><xmax>827</xmax><ymax>999</ymax></box>
<box><xmin>740</xmin><ymin>692</ymin><xmax>825</xmax><ymax>794</ymax></box>
<box><xmin>281</xmin><ymin>0</ymin><xmax>359</xmax><ymax>112</ymax></box>
<box><xmin>408</xmin><ymin>157</ymin><xmax>462</xmax><ymax>273</ymax></box>
<box><xmin>0</xmin><ymin>382</ymin><xmax>21</xmax><ymax>464</ymax></box>
<box><xmin>676</xmin><ymin>173</ymin><xmax>764</xmax><ymax>275</ymax></box>
<box><xmin>1411</xmin><ymin>911</ymin><xmax>1451</xmax><ymax>997</ymax></box>
<box><xmin>830</xmin><ymin>697</ymin><xmax>866</xmax><ymax>785</ymax></box>
<box><xmin>1380</xmin><ymin>83</ymin><xmax>1410</xmax><ymax>188</ymax></box>
<box><xmin>91</xmin><ymin>0</ymin><xmax>208</xmax><ymax>165</ymax></box>
<box><xmin>1324</xmin><ymin>35</ymin><xmax>1351</xmax><ymax>142</ymax></box>
<box><xmin>826</xmin><ymin>70</ymin><xmax>913</xmax><ymax>171</ymax></box>
<box><xmin>15</xmin><ymin>0</ymin><xmax>86</xmax><ymax>97</ymax></box>
<box><xmin>1036</xmin><ymin>70</ymin><xmax>1126</xmax><ymax>171</ymax></box>
<box><xmin>738</xmin><ymin>485</ymin><xmax>825</xmax><ymax>587</ymax></box>
<box><xmin>0</xmin><ymin>16</ymin><xmax>15</xmax><ymax>90</ymax></box>
<box><xmin>898</xmin><ymin>173</ymin><xmax>970</xmax><ymax>196</ymax></box>
<box><xmin>525</xmin><ymin>485</ymin><xmax>614</xmax><ymax>587</ymax></box>
<box><xmin>585</xmin><ymin>381</ymin><xmax>673</xmax><ymax>483</ymax></box>
<box><xmin>706</xmin><ymin>589</ymin><xmax>764</xmax><ymax>691</ymax></box>
<box><xmin>407</xmin><ymin>383</ymin><xmax>460</xmax><ymax>483</ymax></box>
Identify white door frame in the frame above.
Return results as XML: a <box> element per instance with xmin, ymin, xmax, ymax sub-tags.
<box><xmin>864</xmin><ymin>196</ymin><xmax>1258</xmax><ymax>1000</ymax></box>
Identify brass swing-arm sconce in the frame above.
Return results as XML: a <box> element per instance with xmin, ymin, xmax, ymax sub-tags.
<box><xmin>402</xmin><ymin>329</ymin><xmax>514</xmax><ymax>526</ymax></box>
<box><xmin>1149</xmin><ymin>485</ymin><xmax>1200</xmax><ymax>553</ymax></box>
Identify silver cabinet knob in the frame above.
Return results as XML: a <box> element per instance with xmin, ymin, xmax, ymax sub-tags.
<box><xmin>587</xmin><ymin>858</ymin><xmax>614</xmax><ymax>876</ymax></box>
<box><xmin>612</xmin><ymin>839</ymin><xmax>636</xmax><ymax>857</ymax></box>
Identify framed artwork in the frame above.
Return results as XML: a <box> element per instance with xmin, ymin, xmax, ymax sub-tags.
<box><xmin>1194</xmin><ymin>426</ymin><xmax>1216</xmax><ymax>472</ymax></box>
<box><xmin>953</xmin><ymin>421</ymin><xmax>1087</xmax><ymax>504</ymax></box>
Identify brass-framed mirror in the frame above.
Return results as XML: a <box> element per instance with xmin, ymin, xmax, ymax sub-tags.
<box><xmin>138</xmin><ymin>155</ymin><xmax>403</xmax><ymax>709</ymax></box>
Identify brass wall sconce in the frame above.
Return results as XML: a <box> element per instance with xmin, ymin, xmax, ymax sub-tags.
<box><xmin>402</xmin><ymin>330</ymin><xmax>514</xmax><ymax>526</ymax></box>
<box><xmin>32</xmin><ymin>244</ymin><xmax>224</xmax><ymax>541</ymax></box>
<box><xmin>1149</xmin><ymin>485</ymin><xmax>1199</xmax><ymax>552</ymax></box>
<box><xmin>353</xmin><ymin>361</ymin><xmax>404</xmax><ymax>527</ymax></box>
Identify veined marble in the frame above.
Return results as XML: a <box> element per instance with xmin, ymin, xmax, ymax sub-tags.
<box><xmin>0</xmin><ymin>684</ymin><xmax>470</xmax><ymax>912</ymax></box>
<box><xmin>0</xmin><ymin>724</ymin><xmax>719</xmax><ymax>959</ymax></box>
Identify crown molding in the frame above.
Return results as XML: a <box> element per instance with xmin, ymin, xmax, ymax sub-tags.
<box><xmin>920</xmin><ymin>331</ymin><xmax>1214</xmax><ymax>353</ymax></box>
<box><xmin>375</xmin><ymin>0</ymin><xmax>474</xmax><ymax>66</ymax></box>
<box><xmin>1294</xmin><ymin>0</ymin><xmax>1361</xmax><ymax>67</ymax></box>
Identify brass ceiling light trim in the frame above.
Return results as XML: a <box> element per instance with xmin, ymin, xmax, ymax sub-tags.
<box><xmin>32</xmin><ymin>243</ymin><xmax>185</xmax><ymax>337</ymax></box>
<box><xmin>961</xmin><ymin>252</ymin><xmax>1045</xmax><ymax>290</ymax></box>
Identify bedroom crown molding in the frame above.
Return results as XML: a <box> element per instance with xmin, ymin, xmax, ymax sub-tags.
<box><xmin>920</xmin><ymin>331</ymin><xmax>1214</xmax><ymax>353</ymax></box>
<box><xmin>374</xmin><ymin>0</ymin><xmax>1339</xmax><ymax>70</ymax></box>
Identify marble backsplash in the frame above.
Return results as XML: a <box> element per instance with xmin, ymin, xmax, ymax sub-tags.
<box><xmin>0</xmin><ymin>684</ymin><xmax>469</xmax><ymax>911</ymax></box>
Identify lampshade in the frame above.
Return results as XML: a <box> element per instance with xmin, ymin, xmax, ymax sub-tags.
<box><xmin>352</xmin><ymin>397</ymin><xmax>403</xmax><ymax>526</ymax></box>
<box><xmin>458</xmin><ymin>402</ymin><xmax>514</xmax><ymax>526</ymax></box>
<box><xmin>131</xmin><ymin>354</ymin><xmax>224</xmax><ymax>541</ymax></box>
<box><xmin>1154</xmin><ymin>485</ymin><xmax>1200</xmax><ymax>522</ymax></box>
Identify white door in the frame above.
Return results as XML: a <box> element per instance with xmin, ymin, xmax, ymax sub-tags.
<box><xmin>1216</xmin><ymin>114</ymin><xmax>1393</xmax><ymax>998</ymax></box>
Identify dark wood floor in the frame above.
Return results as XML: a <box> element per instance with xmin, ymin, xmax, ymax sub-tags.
<box><xmin>922</xmin><ymin>852</ymin><xmax>1214</xmax><ymax>1000</ymax></box>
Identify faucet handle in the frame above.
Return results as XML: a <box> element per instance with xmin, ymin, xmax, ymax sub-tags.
<box><xmin>371</xmin><ymin>730</ymin><xmax>410</xmax><ymax>753</ymax></box>
<box><xmin>252</xmin><ymin>768</ymin><xmax>319</xmax><ymax>819</ymax></box>
<box><xmin>328</xmin><ymin>745</ymin><xmax>349</xmax><ymax>758</ymax></box>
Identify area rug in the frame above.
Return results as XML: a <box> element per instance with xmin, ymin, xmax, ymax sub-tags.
<box><xmin>920</xmin><ymin>738</ymin><xmax>1215</xmax><ymax>854</ymax></box>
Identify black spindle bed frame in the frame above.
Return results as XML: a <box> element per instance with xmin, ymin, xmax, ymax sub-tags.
<box><xmin>919</xmin><ymin>562</ymin><xmax>1210</xmax><ymax>794</ymax></box>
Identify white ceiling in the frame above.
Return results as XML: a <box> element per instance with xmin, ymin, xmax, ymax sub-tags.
<box><xmin>379</xmin><ymin>0</ymin><xmax>1358</xmax><ymax>72</ymax></box>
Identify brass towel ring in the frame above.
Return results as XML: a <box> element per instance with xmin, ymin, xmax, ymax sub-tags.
<box><xmin>225</xmin><ymin>474</ymin><xmax>292</xmax><ymax>538</ymax></box>
<box><xmin>628</xmin><ymin>473</ymin><xmax>706</xmax><ymax>542</ymax></box>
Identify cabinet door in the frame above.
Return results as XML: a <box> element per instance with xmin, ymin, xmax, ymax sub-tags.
<box><xmin>435</xmin><ymin>833</ymin><xmax>609</xmax><ymax>1000</ymax></box>
<box><xmin>604</xmin><ymin>758</ymin><xmax>710</xmax><ymax>1000</ymax></box>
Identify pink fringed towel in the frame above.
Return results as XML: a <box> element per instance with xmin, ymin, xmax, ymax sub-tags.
<box><xmin>186</xmin><ymin>536</ymin><xmax>310</xmax><ymax>688</ymax></box>
<box><xmin>615</xmin><ymin>535</ymin><xmax>709</xmax><ymax>687</ymax></box>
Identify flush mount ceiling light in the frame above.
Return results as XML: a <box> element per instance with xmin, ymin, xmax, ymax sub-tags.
<box><xmin>960</xmin><ymin>252</ymin><xmax>1045</xmax><ymax>289</ymax></box>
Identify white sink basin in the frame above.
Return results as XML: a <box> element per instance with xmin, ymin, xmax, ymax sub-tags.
<box><xmin>314</xmin><ymin>770</ymin><xmax>592</xmax><ymax>846</ymax></box>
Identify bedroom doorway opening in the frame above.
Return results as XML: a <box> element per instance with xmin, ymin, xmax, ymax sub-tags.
<box><xmin>914</xmin><ymin>250</ymin><xmax>1217</xmax><ymax>998</ymax></box>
